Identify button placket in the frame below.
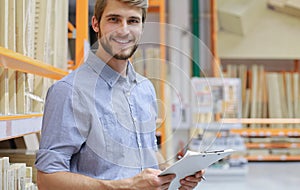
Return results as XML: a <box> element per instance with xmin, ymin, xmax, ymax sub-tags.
<box><xmin>125</xmin><ymin>91</ymin><xmax>144</xmax><ymax>169</ymax></box>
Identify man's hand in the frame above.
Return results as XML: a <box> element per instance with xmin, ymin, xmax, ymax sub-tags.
<box><xmin>131</xmin><ymin>168</ymin><xmax>175</xmax><ymax>190</ymax></box>
<box><xmin>179</xmin><ymin>170</ymin><xmax>205</xmax><ymax>190</ymax></box>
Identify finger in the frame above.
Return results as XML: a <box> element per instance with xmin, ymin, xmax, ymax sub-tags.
<box><xmin>180</xmin><ymin>179</ymin><xmax>198</xmax><ymax>189</ymax></box>
<box><xmin>179</xmin><ymin>185</ymin><xmax>194</xmax><ymax>190</ymax></box>
<box><xmin>159</xmin><ymin>174</ymin><xmax>176</xmax><ymax>184</ymax></box>
<box><xmin>195</xmin><ymin>170</ymin><xmax>205</xmax><ymax>178</ymax></box>
<box><xmin>184</xmin><ymin>176</ymin><xmax>202</xmax><ymax>183</ymax></box>
<box><xmin>179</xmin><ymin>186</ymin><xmax>191</xmax><ymax>190</ymax></box>
<box><xmin>161</xmin><ymin>182</ymin><xmax>172</xmax><ymax>190</ymax></box>
<box><xmin>178</xmin><ymin>186</ymin><xmax>188</xmax><ymax>190</ymax></box>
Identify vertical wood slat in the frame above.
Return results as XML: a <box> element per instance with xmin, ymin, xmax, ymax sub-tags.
<box><xmin>250</xmin><ymin>65</ymin><xmax>258</xmax><ymax>128</ymax></box>
<box><xmin>33</xmin><ymin>0</ymin><xmax>52</xmax><ymax>112</ymax></box>
<box><xmin>0</xmin><ymin>0</ymin><xmax>9</xmax><ymax>48</ymax></box>
<box><xmin>25</xmin><ymin>0</ymin><xmax>36</xmax><ymax>114</ymax></box>
<box><xmin>0</xmin><ymin>68</ymin><xmax>9</xmax><ymax>115</ymax></box>
<box><xmin>53</xmin><ymin>0</ymin><xmax>68</xmax><ymax>70</ymax></box>
<box><xmin>293</xmin><ymin>73</ymin><xmax>300</xmax><ymax>128</ymax></box>
<box><xmin>16</xmin><ymin>0</ymin><xmax>26</xmax><ymax>114</ymax></box>
<box><xmin>8</xmin><ymin>0</ymin><xmax>17</xmax><ymax>115</ymax></box>
<box><xmin>8</xmin><ymin>70</ymin><xmax>16</xmax><ymax>114</ymax></box>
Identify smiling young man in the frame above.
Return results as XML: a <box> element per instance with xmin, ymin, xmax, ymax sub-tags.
<box><xmin>35</xmin><ymin>0</ymin><xmax>204</xmax><ymax>189</ymax></box>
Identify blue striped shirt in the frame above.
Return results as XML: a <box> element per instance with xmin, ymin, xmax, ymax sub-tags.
<box><xmin>35</xmin><ymin>51</ymin><xmax>159</xmax><ymax>180</ymax></box>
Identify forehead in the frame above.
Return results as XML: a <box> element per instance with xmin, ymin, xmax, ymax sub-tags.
<box><xmin>103</xmin><ymin>0</ymin><xmax>143</xmax><ymax>18</ymax></box>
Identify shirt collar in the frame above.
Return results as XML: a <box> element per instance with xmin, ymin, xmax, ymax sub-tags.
<box><xmin>86</xmin><ymin>51</ymin><xmax>140</xmax><ymax>87</ymax></box>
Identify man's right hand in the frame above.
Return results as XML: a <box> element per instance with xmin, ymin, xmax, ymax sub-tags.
<box><xmin>37</xmin><ymin>169</ymin><xmax>175</xmax><ymax>190</ymax></box>
<box><xmin>131</xmin><ymin>168</ymin><xmax>175</xmax><ymax>190</ymax></box>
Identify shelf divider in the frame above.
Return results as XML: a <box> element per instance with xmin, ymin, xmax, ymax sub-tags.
<box><xmin>0</xmin><ymin>46</ymin><xmax>68</xmax><ymax>80</ymax></box>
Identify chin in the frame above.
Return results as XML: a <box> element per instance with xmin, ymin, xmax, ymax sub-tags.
<box><xmin>113</xmin><ymin>54</ymin><xmax>131</xmax><ymax>60</ymax></box>
<box><xmin>113</xmin><ymin>49</ymin><xmax>135</xmax><ymax>60</ymax></box>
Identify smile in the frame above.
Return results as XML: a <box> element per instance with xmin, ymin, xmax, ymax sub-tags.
<box><xmin>112</xmin><ymin>38</ymin><xmax>132</xmax><ymax>44</ymax></box>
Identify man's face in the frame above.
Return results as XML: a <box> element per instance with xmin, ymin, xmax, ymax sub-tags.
<box><xmin>98</xmin><ymin>0</ymin><xmax>143</xmax><ymax>60</ymax></box>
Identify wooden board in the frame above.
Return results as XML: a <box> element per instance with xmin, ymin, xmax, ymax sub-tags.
<box><xmin>293</xmin><ymin>73</ymin><xmax>300</xmax><ymax>128</ymax></box>
<box><xmin>53</xmin><ymin>0</ymin><xmax>68</xmax><ymax>70</ymax></box>
<box><xmin>15</xmin><ymin>0</ymin><xmax>27</xmax><ymax>114</ymax></box>
<box><xmin>17</xmin><ymin>72</ymin><xmax>26</xmax><ymax>114</ymax></box>
<box><xmin>32</xmin><ymin>76</ymin><xmax>44</xmax><ymax>112</ymax></box>
<box><xmin>24</xmin><ymin>0</ymin><xmax>37</xmax><ymax>113</ymax></box>
<box><xmin>250</xmin><ymin>65</ymin><xmax>258</xmax><ymax>128</ymax></box>
<box><xmin>16</xmin><ymin>0</ymin><xmax>25</xmax><ymax>54</ymax></box>
<box><xmin>8</xmin><ymin>0</ymin><xmax>16</xmax><ymax>52</ymax></box>
<box><xmin>25</xmin><ymin>0</ymin><xmax>36</xmax><ymax>59</ymax></box>
<box><xmin>268</xmin><ymin>0</ymin><xmax>300</xmax><ymax>18</ymax></box>
<box><xmin>8</xmin><ymin>70</ymin><xmax>16</xmax><ymax>114</ymax></box>
<box><xmin>266</xmin><ymin>73</ymin><xmax>283</xmax><ymax>128</ymax></box>
<box><xmin>6</xmin><ymin>0</ymin><xmax>17</xmax><ymax>115</ymax></box>
<box><xmin>0</xmin><ymin>0</ymin><xmax>9</xmax><ymax>48</ymax></box>
<box><xmin>285</xmin><ymin>73</ymin><xmax>293</xmax><ymax>128</ymax></box>
<box><xmin>32</xmin><ymin>0</ymin><xmax>52</xmax><ymax>112</ymax></box>
<box><xmin>0</xmin><ymin>68</ymin><xmax>9</xmax><ymax>115</ymax></box>
<box><xmin>262</xmin><ymin>68</ymin><xmax>268</xmax><ymax>128</ymax></box>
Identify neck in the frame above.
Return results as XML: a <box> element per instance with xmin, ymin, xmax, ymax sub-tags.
<box><xmin>95</xmin><ymin>47</ymin><xmax>128</xmax><ymax>77</ymax></box>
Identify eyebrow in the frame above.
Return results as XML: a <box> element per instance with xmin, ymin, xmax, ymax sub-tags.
<box><xmin>105</xmin><ymin>14</ymin><xmax>141</xmax><ymax>21</ymax></box>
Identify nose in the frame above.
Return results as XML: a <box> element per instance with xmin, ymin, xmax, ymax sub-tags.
<box><xmin>117</xmin><ymin>20</ymin><xmax>130</xmax><ymax>35</ymax></box>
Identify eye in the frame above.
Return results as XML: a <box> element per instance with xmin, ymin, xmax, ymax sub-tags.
<box><xmin>128</xmin><ymin>19</ymin><xmax>140</xmax><ymax>24</ymax></box>
<box><xmin>108</xmin><ymin>17</ymin><xmax>119</xmax><ymax>23</ymax></box>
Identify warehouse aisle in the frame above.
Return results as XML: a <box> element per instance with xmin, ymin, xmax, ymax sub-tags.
<box><xmin>196</xmin><ymin>163</ymin><xmax>300</xmax><ymax>190</ymax></box>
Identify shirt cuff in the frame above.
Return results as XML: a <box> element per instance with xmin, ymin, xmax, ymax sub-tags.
<box><xmin>35</xmin><ymin>149</ymin><xmax>71</xmax><ymax>173</ymax></box>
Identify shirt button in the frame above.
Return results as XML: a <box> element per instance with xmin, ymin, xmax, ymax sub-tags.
<box><xmin>138</xmin><ymin>142</ymin><xmax>142</xmax><ymax>148</ymax></box>
<box><xmin>126</xmin><ymin>92</ymin><xmax>130</xmax><ymax>96</ymax></box>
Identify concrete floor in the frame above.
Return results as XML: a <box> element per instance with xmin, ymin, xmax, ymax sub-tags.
<box><xmin>196</xmin><ymin>162</ymin><xmax>300</xmax><ymax>190</ymax></box>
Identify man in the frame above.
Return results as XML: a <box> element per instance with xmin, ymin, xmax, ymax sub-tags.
<box><xmin>35</xmin><ymin>0</ymin><xmax>204</xmax><ymax>189</ymax></box>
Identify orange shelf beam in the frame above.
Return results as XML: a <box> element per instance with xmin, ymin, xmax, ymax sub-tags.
<box><xmin>231</xmin><ymin>128</ymin><xmax>300</xmax><ymax>137</ymax></box>
<box><xmin>156</xmin><ymin>0</ymin><xmax>167</xmax><ymax>157</ymax></box>
<box><xmin>246</xmin><ymin>143</ymin><xmax>300</xmax><ymax>149</ymax></box>
<box><xmin>74</xmin><ymin>0</ymin><xmax>89</xmax><ymax>69</ymax></box>
<box><xmin>0</xmin><ymin>47</ymin><xmax>68</xmax><ymax>80</ymax></box>
<box><xmin>0</xmin><ymin>114</ymin><xmax>43</xmax><ymax>121</ymax></box>
<box><xmin>149</xmin><ymin>0</ymin><xmax>160</xmax><ymax>7</ymax></box>
<box><xmin>148</xmin><ymin>0</ymin><xmax>160</xmax><ymax>12</ymax></box>
<box><xmin>0</xmin><ymin>114</ymin><xmax>43</xmax><ymax>141</ymax></box>
<box><xmin>211</xmin><ymin>0</ymin><xmax>221</xmax><ymax>77</ymax></box>
<box><xmin>246</xmin><ymin>155</ymin><xmax>300</xmax><ymax>161</ymax></box>
<box><xmin>0</xmin><ymin>132</ymin><xmax>41</xmax><ymax>142</ymax></box>
<box><xmin>222</xmin><ymin>118</ymin><xmax>300</xmax><ymax>124</ymax></box>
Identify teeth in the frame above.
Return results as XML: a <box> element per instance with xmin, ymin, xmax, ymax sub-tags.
<box><xmin>114</xmin><ymin>39</ymin><xmax>130</xmax><ymax>44</ymax></box>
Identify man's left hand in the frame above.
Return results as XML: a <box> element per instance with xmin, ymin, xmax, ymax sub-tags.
<box><xmin>178</xmin><ymin>170</ymin><xmax>205</xmax><ymax>190</ymax></box>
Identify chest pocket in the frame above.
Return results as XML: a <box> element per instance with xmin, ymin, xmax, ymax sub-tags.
<box><xmin>100</xmin><ymin>113</ymin><xmax>147</xmax><ymax>168</ymax></box>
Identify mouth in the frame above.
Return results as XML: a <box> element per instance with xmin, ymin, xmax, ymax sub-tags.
<box><xmin>112</xmin><ymin>37</ymin><xmax>134</xmax><ymax>45</ymax></box>
<box><xmin>113</xmin><ymin>38</ymin><xmax>131</xmax><ymax>44</ymax></box>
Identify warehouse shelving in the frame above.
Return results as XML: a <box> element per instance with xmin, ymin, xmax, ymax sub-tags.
<box><xmin>0</xmin><ymin>114</ymin><xmax>43</xmax><ymax>141</ymax></box>
<box><xmin>246</xmin><ymin>155</ymin><xmax>300</xmax><ymax>161</ymax></box>
<box><xmin>217</xmin><ymin>0</ymin><xmax>300</xmax><ymax>162</ymax></box>
<box><xmin>245</xmin><ymin>143</ymin><xmax>300</xmax><ymax>149</ymax></box>
<box><xmin>228</xmin><ymin>120</ymin><xmax>300</xmax><ymax>161</ymax></box>
<box><xmin>0</xmin><ymin>47</ymin><xmax>67</xmax><ymax>142</ymax></box>
<box><xmin>230</xmin><ymin>128</ymin><xmax>300</xmax><ymax>137</ymax></box>
<box><xmin>0</xmin><ymin>47</ymin><xmax>68</xmax><ymax>80</ymax></box>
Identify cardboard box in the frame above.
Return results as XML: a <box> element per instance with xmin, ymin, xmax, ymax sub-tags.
<box><xmin>268</xmin><ymin>0</ymin><xmax>300</xmax><ymax>17</ymax></box>
<box><xmin>218</xmin><ymin>0</ymin><xmax>266</xmax><ymax>35</ymax></box>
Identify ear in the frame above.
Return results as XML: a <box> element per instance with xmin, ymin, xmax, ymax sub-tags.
<box><xmin>92</xmin><ymin>16</ymin><xmax>100</xmax><ymax>33</ymax></box>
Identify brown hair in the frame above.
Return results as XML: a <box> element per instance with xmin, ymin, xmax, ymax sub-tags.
<box><xmin>94</xmin><ymin>0</ymin><xmax>148</xmax><ymax>23</ymax></box>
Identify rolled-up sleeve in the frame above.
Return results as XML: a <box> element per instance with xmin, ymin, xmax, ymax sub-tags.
<box><xmin>35</xmin><ymin>81</ymin><xmax>88</xmax><ymax>173</ymax></box>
